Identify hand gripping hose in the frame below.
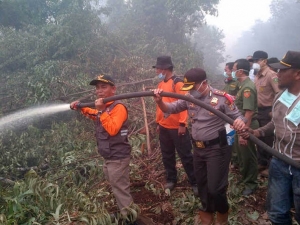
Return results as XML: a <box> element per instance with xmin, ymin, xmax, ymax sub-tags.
<box><xmin>76</xmin><ymin>91</ymin><xmax>300</xmax><ymax>169</ymax></box>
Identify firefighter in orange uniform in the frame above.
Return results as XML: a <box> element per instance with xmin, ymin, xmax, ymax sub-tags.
<box><xmin>70</xmin><ymin>75</ymin><xmax>138</xmax><ymax>224</ymax></box>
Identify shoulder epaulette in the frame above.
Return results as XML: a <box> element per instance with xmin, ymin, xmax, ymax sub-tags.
<box><xmin>213</xmin><ymin>90</ymin><xmax>234</xmax><ymax>104</ymax></box>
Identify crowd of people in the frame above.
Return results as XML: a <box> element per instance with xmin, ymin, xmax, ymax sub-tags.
<box><xmin>70</xmin><ymin>50</ymin><xmax>300</xmax><ymax>225</ymax></box>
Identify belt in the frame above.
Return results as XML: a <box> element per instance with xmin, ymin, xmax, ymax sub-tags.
<box><xmin>193</xmin><ymin>137</ymin><xmax>219</xmax><ymax>149</ymax></box>
<box><xmin>258</xmin><ymin>106</ymin><xmax>272</xmax><ymax>110</ymax></box>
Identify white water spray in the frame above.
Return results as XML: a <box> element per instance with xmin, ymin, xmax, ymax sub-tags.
<box><xmin>0</xmin><ymin>104</ymin><xmax>70</xmax><ymax>132</ymax></box>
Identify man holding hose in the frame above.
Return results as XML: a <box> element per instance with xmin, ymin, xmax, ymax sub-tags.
<box><xmin>70</xmin><ymin>74</ymin><xmax>138</xmax><ymax>225</ymax></box>
<box><xmin>153</xmin><ymin>68</ymin><xmax>246</xmax><ymax>225</ymax></box>
<box><xmin>240</xmin><ymin>51</ymin><xmax>300</xmax><ymax>225</ymax></box>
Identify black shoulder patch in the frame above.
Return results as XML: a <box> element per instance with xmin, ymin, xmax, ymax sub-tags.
<box><xmin>172</xmin><ymin>76</ymin><xmax>183</xmax><ymax>84</ymax></box>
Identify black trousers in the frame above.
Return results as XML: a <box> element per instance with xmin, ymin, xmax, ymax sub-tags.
<box><xmin>193</xmin><ymin>144</ymin><xmax>231</xmax><ymax>213</ymax></box>
<box><xmin>257</xmin><ymin>107</ymin><xmax>274</xmax><ymax>167</ymax></box>
<box><xmin>159</xmin><ymin>125</ymin><xmax>196</xmax><ymax>185</ymax></box>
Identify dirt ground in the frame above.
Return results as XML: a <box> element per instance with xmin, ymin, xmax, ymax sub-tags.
<box><xmin>128</xmin><ymin>165</ymin><xmax>297</xmax><ymax>225</ymax></box>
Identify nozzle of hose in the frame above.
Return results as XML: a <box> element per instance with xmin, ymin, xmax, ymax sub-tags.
<box><xmin>70</xmin><ymin>102</ymin><xmax>82</xmax><ymax>110</ymax></box>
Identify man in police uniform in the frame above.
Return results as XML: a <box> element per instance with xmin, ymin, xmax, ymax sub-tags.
<box><xmin>223</xmin><ymin>62</ymin><xmax>239</xmax><ymax>96</ymax></box>
<box><xmin>253</xmin><ymin>51</ymin><xmax>280</xmax><ymax>177</ymax></box>
<box><xmin>153</xmin><ymin>68</ymin><xmax>246</xmax><ymax>225</ymax></box>
<box><xmin>233</xmin><ymin>59</ymin><xmax>259</xmax><ymax>196</ymax></box>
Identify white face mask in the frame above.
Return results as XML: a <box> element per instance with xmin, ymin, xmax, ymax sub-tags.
<box><xmin>189</xmin><ymin>80</ymin><xmax>208</xmax><ymax>98</ymax></box>
<box><xmin>233</xmin><ymin>69</ymin><xmax>249</xmax><ymax>79</ymax></box>
<box><xmin>252</xmin><ymin>63</ymin><xmax>261</xmax><ymax>75</ymax></box>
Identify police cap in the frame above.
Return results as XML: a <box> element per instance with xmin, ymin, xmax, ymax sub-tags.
<box><xmin>269</xmin><ymin>50</ymin><xmax>300</xmax><ymax>70</ymax></box>
<box><xmin>181</xmin><ymin>68</ymin><xmax>207</xmax><ymax>91</ymax></box>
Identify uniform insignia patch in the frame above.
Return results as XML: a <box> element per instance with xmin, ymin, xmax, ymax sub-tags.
<box><xmin>210</xmin><ymin>97</ymin><xmax>218</xmax><ymax>106</ymax></box>
<box><xmin>259</xmin><ymin>87</ymin><xmax>264</xmax><ymax>92</ymax></box>
<box><xmin>273</xmin><ymin>77</ymin><xmax>278</xmax><ymax>83</ymax></box>
<box><xmin>214</xmin><ymin>90</ymin><xmax>225</xmax><ymax>96</ymax></box>
<box><xmin>230</xmin><ymin>84</ymin><xmax>236</xmax><ymax>88</ymax></box>
<box><xmin>243</xmin><ymin>90</ymin><xmax>251</xmax><ymax>98</ymax></box>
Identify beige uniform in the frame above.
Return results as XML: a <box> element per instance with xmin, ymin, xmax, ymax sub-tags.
<box><xmin>255</xmin><ymin>66</ymin><xmax>280</xmax><ymax>167</ymax></box>
<box><xmin>255</xmin><ymin>66</ymin><xmax>280</xmax><ymax>108</ymax></box>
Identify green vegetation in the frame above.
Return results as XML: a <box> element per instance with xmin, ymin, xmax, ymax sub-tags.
<box><xmin>0</xmin><ymin>0</ymin><xmax>257</xmax><ymax>224</ymax></box>
<box><xmin>0</xmin><ymin>0</ymin><xmax>223</xmax><ymax>223</ymax></box>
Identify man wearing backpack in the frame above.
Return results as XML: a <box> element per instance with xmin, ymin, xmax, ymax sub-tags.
<box><xmin>153</xmin><ymin>56</ymin><xmax>198</xmax><ymax>196</ymax></box>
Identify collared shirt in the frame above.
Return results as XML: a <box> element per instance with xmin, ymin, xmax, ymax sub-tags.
<box><xmin>166</xmin><ymin>87</ymin><xmax>244</xmax><ymax>141</ymax></box>
<box><xmin>255</xmin><ymin>66</ymin><xmax>280</xmax><ymax>108</ymax></box>
<box><xmin>257</xmin><ymin>91</ymin><xmax>300</xmax><ymax>161</ymax></box>
<box><xmin>156</xmin><ymin>76</ymin><xmax>188</xmax><ymax>129</ymax></box>
<box><xmin>235</xmin><ymin>77</ymin><xmax>257</xmax><ymax>117</ymax></box>
<box><xmin>223</xmin><ymin>78</ymin><xmax>239</xmax><ymax>96</ymax></box>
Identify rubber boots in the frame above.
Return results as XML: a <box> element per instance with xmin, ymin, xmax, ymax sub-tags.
<box><xmin>199</xmin><ymin>211</ymin><xmax>214</xmax><ymax>225</ymax></box>
<box><xmin>214</xmin><ymin>211</ymin><xmax>228</xmax><ymax>225</ymax></box>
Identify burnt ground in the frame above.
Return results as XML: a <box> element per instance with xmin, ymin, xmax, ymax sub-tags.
<box><xmin>127</xmin><ymin>164</ymin><xmax>298</xmax><ymax>225</ymax></box>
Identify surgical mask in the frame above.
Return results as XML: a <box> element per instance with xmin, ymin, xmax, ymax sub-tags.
<box><xmin>252</xmin><ymin>63</ymin><xmax>261</xmax><ymax>75</ymax></box>
<box><xmin>232</xmin><ymin>69</ymin><xmax>248</xmax><ymax>79</ymax></box>
<box><xmin>278</xmin><ymin>90</ymin><xmax>300</xmax><ymax>126</ymax></box>
<box><xmin>189</xmin><ymin>80</ymin><xmax>208</xmax><ymax>99</ymax></box>
<box><xmin>231</xmin><ymin>71</ymin><xmax>236</xmax><ymax>79</ymax></box>
<box><xmin>223</xmin><ymin>72</ymin><xmax>229</xmax><ymax>78</ymax></box>
<box><xmin>158</xmin><ymin>73</ymin><xmax>165</xmax><ymax>80</ymax></box>
<box><xmin>278</xmin><ymin>89</ymin><xmax>298</xmax><ymax>108</ymax></box>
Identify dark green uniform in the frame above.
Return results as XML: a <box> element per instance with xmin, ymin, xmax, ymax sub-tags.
<box><xmin>234</xmin><ymin>77</ymin><xmax>259</xmax><ymax>190</ymax></box>
<box><xmin>223</xmin><ymin>78</ymin><xmax>239</xmax><ymax>96</ymax></box>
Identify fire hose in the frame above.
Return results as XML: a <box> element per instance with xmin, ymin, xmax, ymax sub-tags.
<box><xmin>76</xmin><ymin>91</ymin><xmax>300</xmax><ymax>169</ymax></box>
